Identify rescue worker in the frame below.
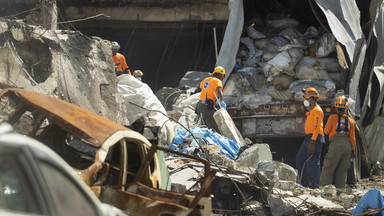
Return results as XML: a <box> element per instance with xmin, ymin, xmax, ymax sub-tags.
<box><xmin>112</xmin><ymin>41</ymin><xmax>131</xmax><ymax>76</ymax></box>
<box><xmin>195</xmin><ymin>66</ymin><xmax>227</xmax><ymax>132</ymax></box>
<box><xmin>319</xmin><ymin>95</ymin><xmax>355</xmax><ymax>190</ymax></box>
<box><xmin>132</xmin><ymin>70</ymin><xmax>143</xmax><ymax>81</ymax></box>
<box><xmin>296</xmin><ymin>87</ymin><xmax>325</xmax><ymax>188</ymax></box>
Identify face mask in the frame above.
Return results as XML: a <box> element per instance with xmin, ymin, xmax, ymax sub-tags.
<box><xmin>303</xmin><ymin>100</ymin><xmax>310</xmax><ymax>107</ymax></box>
<box><xmin>136</xmin><ymin>77</ymin><xmax>142</xmax><ymax>81</ymax></box>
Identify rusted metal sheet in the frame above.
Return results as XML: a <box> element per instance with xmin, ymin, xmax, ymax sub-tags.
<box><xmin>1</xmin><ymin>89</ymin><xmax>130</xmax><ymax>147</ymax></box>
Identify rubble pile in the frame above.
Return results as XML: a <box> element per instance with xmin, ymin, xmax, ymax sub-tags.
<box><xmin>224</xmin><ymin>14</ymin><xmax>345</xmax><ymax>109</ymax></box>
<box><xmin>0</xmin><ymin>18</ymin><xmax>128</xmax><ymax>124</ymax></box>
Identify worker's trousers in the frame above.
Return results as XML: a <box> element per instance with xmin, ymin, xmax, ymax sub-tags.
<box><xmin>196</xmin><ymin>101</ymin><xmax>219</xmax><ymax>132</ymax></box>
<box><xmin>319</xmin><ymin>133</ymin><xmax>351</xmax><ymax>189</ymax></box>
<box><xmin>296</xmin><ymin>134</ymin><xmax>324</xmax><ymax>188</ymax></box>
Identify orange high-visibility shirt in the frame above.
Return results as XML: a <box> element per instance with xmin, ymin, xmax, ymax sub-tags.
<box><xmin>112</xmin><ymin>53</ymin><xmax>131</xmax><ymax>74</ymax></box>
<box><xmin>305</xmin><ymin>104</ymin><xmax>324</xmax><ymax>141</ymax></box>
<box><xmin>324</xmin><ymin>114</ymin><xmax>355</xmax><ymax>150</ymax></box>
<box><xmin>199</xmin><ymin>77</ymin><xmax>223</xmax><ymax>103</ymax></box>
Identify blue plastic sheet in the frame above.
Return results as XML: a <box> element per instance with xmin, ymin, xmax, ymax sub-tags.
<box><xmin>168</xmin><ymin>127</ymin><xmax>240</xmax><ymax>159</ymax></box>
<box><xmin>352</xmin><ymin>188</ymin><xmax>384</xmax><ymax>215</ymax></box>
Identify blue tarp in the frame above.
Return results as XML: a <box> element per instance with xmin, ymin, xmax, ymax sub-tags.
<box><xmin>168</xmin><ymin>127</ymin><xmax>240</xmax><ymax>159</ymax></box>
<box><xmin>352</xmin><ymin>188</ymin><xmax>384</xmax><ymax>215</ymax></box>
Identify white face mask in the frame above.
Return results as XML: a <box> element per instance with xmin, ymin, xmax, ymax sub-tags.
<box><xmin>303</xmin><ymin>100</ymin><xmax>310</xmax><ymax>107</ymax></box>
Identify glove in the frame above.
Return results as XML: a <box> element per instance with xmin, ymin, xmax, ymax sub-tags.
<box><xmin>351</xmin><ymin>150</ymin><xmax>356</xmax><ymax>158</ymax></box>
<box><xmin>220</xmin><ymin>101</ymin><xmax>227</xmax><ymax>109</ymax></box>
<box><xmin>307</xmin><ymin>140</ymin><xmax>316</xmax><ymax>154</ymax></box>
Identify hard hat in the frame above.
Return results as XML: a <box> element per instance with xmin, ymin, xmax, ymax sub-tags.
<box><xmin>133</xmin><ymin>70</ymin><xmax>143</xmax><ymax>77</ymax></box>
<box><xmin>111</xmin><ymin>41</ymin><xmax>120</xmax><ymax>51</ymax></box>
<box><xmin>302</xmin><ymin>87</ymin><xmax>319</xmax><ymax>99</ymax></box>
<box><xmin>335</xmin><ymin>95</ymin><xmax>347</xmax><ymax>108</ymax></box>
<box><xmin>213</xmin><ymin>66</ymin><xmax>226</xmax><ymax>77</ymax></box>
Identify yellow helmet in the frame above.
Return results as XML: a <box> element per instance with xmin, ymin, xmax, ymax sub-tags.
<box><xmin>133</xmin><ymin>70</ymin><xmax>143</xmax><ymax>77</ymax></box>
<box><xmin>335</xmin><ymin>96</ymin><xmax>347</xmax><ymax>108</ymax></box>
<box><xmin>213</xmin><ymin>66</ymin><xmax>226</xmax><ymax>77</ymax></box>
<box><xmin>302</xmin><ymin>87</ymin><xmax>319</xmax><ymax>99</ymax></box>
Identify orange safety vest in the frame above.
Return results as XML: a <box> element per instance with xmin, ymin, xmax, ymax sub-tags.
<box><xmin>112</xmin><ymin>53</ymin><xmax>131</xmax><ymax>74</ymax></box>
<box><xmin>305</xmin><ymin>104</ymin><xmax>324</xmax><ymax>141</ymax></box>
<box><xmin>199</xmin><ymin>77</ymin><xmax>223</xmax><ymax>103</ymax></box>
<box><xmin>324</xmin><ymin>114</ymin><xmax>355</xmax><ymax>150</ymax></box>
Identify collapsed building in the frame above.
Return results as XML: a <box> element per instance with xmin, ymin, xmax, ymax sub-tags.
<box><xmin>2</xmin><ymin>0</ymin><xmax>384</xmax><ymax>215</ymax></box>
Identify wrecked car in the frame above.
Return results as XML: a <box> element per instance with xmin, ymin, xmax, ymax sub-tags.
<box><xmin>0</xmin><ymin>123</ymin><xmax>126</xmax><ymax>216</ymax></box>
<box><xmin>0</xmin><ymin>88</ymin><xmax>216</xmax><ymax>216</ymax></box>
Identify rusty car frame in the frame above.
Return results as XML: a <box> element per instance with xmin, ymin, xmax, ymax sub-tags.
<box><xmin>0</xmin><ymin>88</ymin><xmax>216</xmax><ymax>216</ymax></box>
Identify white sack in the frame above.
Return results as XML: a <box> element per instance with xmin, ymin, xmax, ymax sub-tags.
<box><xmin>117</xmin><ymin>75</ymin><xmax>176</xmax><ymax>145</ymax></box>
<box><xmin>264</xmin><ymin>48</ymin><xmax>304</xmax><ymax>78</ymax></box>
<box><xmin>296</xmin><ymin>56</ymin><xmax>341</xmax><ymax>72</ymax></box>
<box><xmin>246</xmin><ymin>25</ymin><xmax>266</xmax><ymax>40</ymax></box>
<box><xmin>240</xmin><ymin>37</ymin><xmax>263</xmax><ymax>67</ymax></box>
<box><xmin>316</xmin><ymin>33</ymin><xmax>336</xmax><ymax>57</ymax></box>
<box><xmin>268</xmin><ymin>86</ymin><xmax>294</xmax><ymax>101</ymax></box>
<box><xmin>295</xmin><ymin>64</ymin><xmax>331</xmax><ymax>80</ymax></box>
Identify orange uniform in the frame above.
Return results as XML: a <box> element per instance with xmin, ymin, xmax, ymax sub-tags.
<box><xmin>305</xmin><ymin>104</ymin><xmax>324</xmax><ymax>141</ymax></box>
<box><xmin>199</xmin><ymin>77</ymin><xmax>223</xmax><ymax>103</ymax></box>
<box><xmin>112</xmin><ymin>53</ymin><xmax>131</xmax><ymax>75</ymax></box>
<box><xmin>324</xmin><ymin>114</ymin><xmax>355</xmax><ymax>150</ymax></box>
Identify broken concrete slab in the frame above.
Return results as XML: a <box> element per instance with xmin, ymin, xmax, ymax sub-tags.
<box><xmin>298</xmin><ymin>194</ymin><xmax>345</xmax><ymax>211</ymax></box>
<box><xmin>268</xmin><ymin>194</ymin><xmax>304</xmax><ymax>216</ymax></box>
<box><xmin>213</xmin><ymin>108</ymin><xmax>246</xmax><ymax>147</ymax></box>
<box><xmin>235</xmin><ymin>144</ymin><xmax>273</xmax><ymax>169</ymax></box>
<box><xmin>274</xmin><ymin>180</ymin><xmax>295</xmax><ymax>191</ymax></box>
<box><xmin>268</xmin><ymin>193</ymin><xmax>344</xmax><ymax>216</ymax></box>
<box><xmin>257</xmin><ymin>161</ymin><xmax>297</xmax><ymax>182</ymax></box>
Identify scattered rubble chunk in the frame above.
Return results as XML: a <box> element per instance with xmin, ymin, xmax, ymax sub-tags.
<box><xmin>236</xmin><ymin>144</ymin><xmax>273</xmax><ymax>169</ymax></box>
<box><xmin>213</xmin><ymin>108</ymin><xmax>245</xmax><ymax>147</ymax></box>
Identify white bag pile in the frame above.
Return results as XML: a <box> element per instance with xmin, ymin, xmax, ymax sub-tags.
<box><xmin>224</xmin><ymin>14</ymin><xmax>343</xmax><ymax>109</ymax></box>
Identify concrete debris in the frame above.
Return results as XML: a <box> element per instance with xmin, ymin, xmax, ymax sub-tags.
<box><xmin>213</xmin><ymin>108</ymin><xmax>245</xmax><ymax>147</ymax></box>
<box><xmin>0</xmin><ymin>19</ymin><xmax>128</xmax><ymax>125</ymax></box>
<box><xmin>322</xmin><ymin>184</ymin><xmax>337</xmax><ymax>197</ymax></box>
<box><xmin>258</xmin><ymin>161</ymin><xmax>297</xmax><ymax>183</ymax></box>
<box><xmin>268</xmin><ymin>193</ymin><xmax>345</xmax><ymax>216</ymax></box>
<box><xmin>235</xmin><ymin>144</ymin><xmax>273</xmax><ymax>169</ymax></box>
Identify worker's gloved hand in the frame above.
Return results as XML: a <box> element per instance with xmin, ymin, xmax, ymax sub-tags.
<box><xmin>220</xmin><ymin>101</ymin><xmax>227</xmax><ymax>109</ymax></box>
<box><xmin>351</xmin><ymin>150</ymin><xmax>356</xmax><ymax>158</ymax></box>
<box><xmin>307</xmin><ymin>140</ymin><xmax>316</xmax><ymax>154</ymax></box>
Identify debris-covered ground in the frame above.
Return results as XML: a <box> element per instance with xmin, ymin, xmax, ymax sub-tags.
<box><xmin>2</xmin><ymin>1</ymin><xmax>384</xmax><ymax>215</ymax></box>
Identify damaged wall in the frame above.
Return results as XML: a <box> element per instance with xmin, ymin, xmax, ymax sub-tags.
<box><xmin>0</xmin><ymin>19</ymin><xmax>129</xmax><ymax>124</ymax></box>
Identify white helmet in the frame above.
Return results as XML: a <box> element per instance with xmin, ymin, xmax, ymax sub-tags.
<box><xmin>111</xmin><ymin>41</ymin><xmax>120</xmax><ymax>51</ymax></box>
